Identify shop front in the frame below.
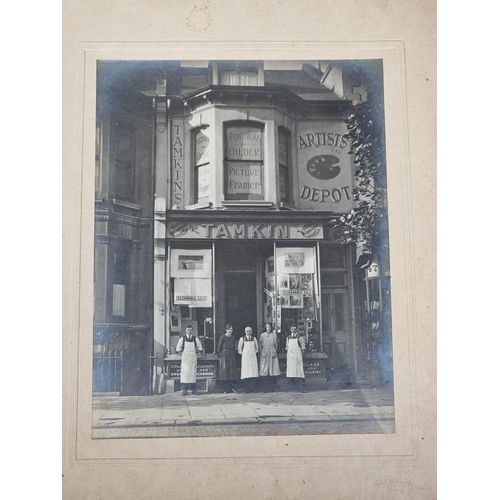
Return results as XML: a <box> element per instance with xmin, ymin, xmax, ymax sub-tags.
<box><xmin>162</xmin><ymin>212</ymin><xmax>356</xmax><ymax>392</ymax></box>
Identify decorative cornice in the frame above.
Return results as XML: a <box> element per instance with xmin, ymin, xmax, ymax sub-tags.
<box><xmin>112</xmin><ymin>198</ymin><xmax>142</xmax><ymax>212</ymax></box>
<box><xmin>95</xmin><ymin>210</ymin><xmax>151</xmax><ymax>228</ymax></box>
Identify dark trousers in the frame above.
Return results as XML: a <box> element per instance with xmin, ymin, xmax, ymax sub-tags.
<box><xmin>288</xmin><ymin>377</ymin><xmax>306</xmax><ymax>391</ymax></box>
<box><xmin>261</xmin><ymin>376</ymin><xmax>279</xmax><ymax>392</ymax></box>
<box><xmin>220</xmin><ymin>380</ymin><xmax>236</xmax><ymax>392</ymax></box>
<box><xmin>182</xmin><ymin>383</ymin><xmax>196</xmax><ymax>393</ymax></box>
<box><xmin>243</xmin><ymin>377</ymin><xmax>257</xmax><ymax>392</ymax></box>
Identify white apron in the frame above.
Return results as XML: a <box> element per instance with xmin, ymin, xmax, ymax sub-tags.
<box><xmin>286</xmin><ymin>337</ymin><xmax>305</xmax><ymax>378</ymax></box>
<box><xmin>181</xmin><ymin>337</ymin><xmax>198</xmax><ymax>384</ymax></box>
<box><xmin>241</xmin><ymin>338</ymin><xmax>259</xmax><ymax>379</ymax></box>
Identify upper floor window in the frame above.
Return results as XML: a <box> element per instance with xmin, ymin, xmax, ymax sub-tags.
<box><xmin>215</xmin><ymin>61</ymin><xmax>264</xmax><ymax>87</ymax></box>
<box><xmin>224</xmin><ymin>123</ymin><xmax>264</xmax><ymax>200</ymax></box>
<box><xmin>114</xmin><ymin>122</ymin><xmax>135</xmax><ymax>200</ymax></box>
<box><xmin>193</xmin><ymin>127</ymin><xmax>210</xmax><ymax>204</ymax></box>
<box><xmin>278</xmin><ymin>128</ymin><xmax>292</xmax><ymax>204</ymax></box>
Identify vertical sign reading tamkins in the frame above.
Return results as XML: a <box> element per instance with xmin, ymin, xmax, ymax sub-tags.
<box><xmin>171</xmin><ymin>119</ymin><xmax>184</xmax><ymax>208</ymax></box>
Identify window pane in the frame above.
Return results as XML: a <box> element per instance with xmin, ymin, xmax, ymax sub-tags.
<box><xmin>227</xmin><ymin>162</ymin><xmax>263</xmax><ymax>197</ymax></box>
<box><xmin>320</xmin><ymin>247</ymin><xmax>346</xmax><ymax>268</ymax></box>
<box><xmin>194</xmin><ymin>128</ymin><xmax>210</xmax><ymax>203</ymax></box>
<box><xmin>196</xmin><ymin>164</ymin><xmax>210</xmax><ymax>201</ymax></box>
<box><xmin>279</xmin><ymin>165</ymin><xmax>288</xmax><ymax>202</ymax></box>
<box><xmin>226</xmin><ymin>126</ymin><xmax>262</xmax><ymax>161</ymax></box>
<box><xmin>225</xmin><ymin>124</ymin><xmax>264</xmax><ymax>200</ymax></box>
<box><xmin>278</xmin><ymin>131</ymin><xmax>288</xmax><ymax>165</ymax></box>
<box><xmin>321</xmin><ymin>272</ymin><xmax>346</xmax><ymax>287</ymax></box>
<box><xmin>195</xmin><ymin>129</ymin><xmax>210</xmax><ymax>166</ymax></box>
<box><xmin>334</xmin><ymin>293</ymin><xmax>345</xmax><ymax>331</ymax></box>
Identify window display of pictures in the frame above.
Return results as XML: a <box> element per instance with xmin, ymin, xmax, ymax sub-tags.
<box><xmin>170</xmin><ymin>312</ymin><xmax>181</xmax><ymax>332</ymax></box>
<box><xmin>174</xmin><ymin>278</ymin><xmax>212</xmax><ymax>307</ymax></box>
<box><xmin>280</xmin><ymin>295</ymin><xmax>290</xmax><ymax>307</ymax></box>
<box><xmin>301</xmin><ymin>274</ymin><xmax>313</xmax><ymax>294</ymax></box>
<box><xmin>266</xmin><ymin>277</ymin><xmax>275</xmax><ymax>294</ymax></box>
<box><xmin>276</xmin><ymin>247</ymin><xmax>315</xmax><ymax>274</ymax></box>
<box><xmin>289</xmin><ymin>274</ymin><xmax>300</xmax><ymax>290</ymax></box>
<box><xmin>303</xmin><ymin>295</ymin><xmax>315</xmax><ymax>320</ymax></box>
<box><xmin>289</xmin><ymin>294</ymin><xmax>303</xmax><ymax>308</ymax></box>
<box><xmin>170</xmin><ymin>249</ymin><xmax>212</xmax><ymax>278</ymax></box>
<box><xmin>278</xmin><ymin>274</ymin><xmax>289</xmax><ymax>291</ymax></box>
<box><xmin>265</xmin><ymin>257</ymin><xmax>274</xmax><ymax>276</ymax></box>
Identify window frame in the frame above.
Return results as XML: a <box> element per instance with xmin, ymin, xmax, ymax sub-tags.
<box><xmin>224</xmin><ymin>121</ymin><xmax>265</xmax><ymax>201</ymax></box>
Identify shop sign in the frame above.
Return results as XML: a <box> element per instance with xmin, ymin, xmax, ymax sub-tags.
<box><xmin>174</xmin><ymin>278</ymin><xmax>212</xmax><ymax>307</ymax></box>
<box><xmin>167</xmin><ymin>221</ymin><xmax>324</xmax><ymax>240</ymax></box>
<box><xmin>226</xmin><ymin>162</ymin><xmax>263</xmax><ymax>196</ymax></box>
<box><xmin>169</xmin><ymin>362</ymin><xmax>216</xmax><ymax>378</ymax></box>
<box><xmin>297</xmin><ymin>120</ymin><xmax>353</xmax><ymax>213</ymax></box>
<box><xmin>226</xmin><ymin>126</ymin><xmax>262</xmax><ymax>160</ymax></box>
<box><xmin>171</xmin><ymin>119</ymin><xmax>185</xmax><ymax>208</ymax></box>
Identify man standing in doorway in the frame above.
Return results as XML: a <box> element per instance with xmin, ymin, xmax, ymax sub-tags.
<box><xmin>286</xmin><ymin>325</ymin><xmax>307</xmax><ymax>393</ymax></box>
<box><xmin>176</xmin><ymin>325</ymin><xmax>203</xmax><ymax>396</ymax></box>
<box><xmin>238</xmin><ymin>326</ymin><xmax>259</xmax><ymax>393</ymax></box>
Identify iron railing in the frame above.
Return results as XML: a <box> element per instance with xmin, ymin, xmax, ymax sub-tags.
<box><xmin>92</xmin><ymin>350</ymin><xmax>123</xmax><ymax>393</ymax></box>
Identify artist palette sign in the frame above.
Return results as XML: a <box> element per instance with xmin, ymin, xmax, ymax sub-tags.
<box><xmin>297</xmin><ymin>120</ymin><xmax>354</xmax><ymax>213</ymax></box>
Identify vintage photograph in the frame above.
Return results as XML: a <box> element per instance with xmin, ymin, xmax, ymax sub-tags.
<box><xmin>92</xmin><ymin>59</ymin><xmax>396</xmax><ymax>439</ymax></box>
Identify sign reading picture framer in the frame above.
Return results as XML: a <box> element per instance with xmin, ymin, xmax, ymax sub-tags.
<box><xmin>170</xmin><ymin>248</ymin><xmax>212</xmax><ymax>278</ymax></box>
<box><xmin>226</xmin><ymin>163</ymin><xmax>263</xmax><ymax>196</ymax></box>
<box><xmin>225</xmin><ymin>124</ymin><xmax>264</xmax><ymax>199</ymax></box>
<box><xmin>297</xmin><ymin>120</ymin><xmax>353</xmax><ymax>213</ymax></box>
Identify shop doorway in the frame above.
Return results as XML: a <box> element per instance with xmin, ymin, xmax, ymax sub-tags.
<box><xmin>322</xmin><ymin>289</ymin><xmax>353</xmax><ymax>370</ymax></box>
<box><xmin>224</xmin><ymin>273</ymin><xmax>258</xmax><ymax>340</ymax></box>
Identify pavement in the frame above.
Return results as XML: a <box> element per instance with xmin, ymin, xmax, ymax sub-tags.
<box><xmin>92</xmin><ymin>387</ymin><xmax>395</xmax><ymax>439</ymax></box>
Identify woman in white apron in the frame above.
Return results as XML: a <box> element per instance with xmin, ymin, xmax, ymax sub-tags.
<box><xmin>175</xmin><ymin>325</ymin><xmax>203</xmax><ymax>396</ymax></box>
<box><xmin>259</xmin><ymin>323</ymin><xmax>281</xmax><ymax>392</ymax></box>
<box><xmin>286</xmin><ymin>325</ymin><xmax>307</xmax><ymax>393</ymax></box>
<box><xmin>238</xmin><ymin>326</ymin><xmax>259</xmax><ymax>393</ymax></box>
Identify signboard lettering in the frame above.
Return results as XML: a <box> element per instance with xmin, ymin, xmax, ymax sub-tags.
<box><xmin>167</xmin><ymin>221</ymin><xmax>324</xmax><ymax>240</ymax></box>
<box><xmin>171</xmin><ymin>120</ymin><xmax>184</xmax><ymax>207</ymax></box>
<box><xmin>297</xmin><ymin>121</ymin><xmax>353</xmax><ymax>213</ymax></box>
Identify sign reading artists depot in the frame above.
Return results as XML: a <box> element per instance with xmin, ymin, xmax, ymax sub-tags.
<box><xmin>297</xmin><ymin>121</ymin><xmax>353</xmax><ymax>212</ymax></box>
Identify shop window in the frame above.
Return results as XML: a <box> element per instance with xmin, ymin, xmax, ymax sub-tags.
<box><xmin>278</xmin><ymin>128</ymin><xmax>292</xmax><ymax>204</ymax></box>
<box><xmin>193</xmin><ymin>127</ymin><xmax>210</xmax><ymax>203</ymax></box>
<box><xmin>114</xmin><ymin>122</ymin><xmax>135</xmax><ymax>200</ymax></box>
<box><xmin>224</xmin><ymin>122</ymin><xmax>264</xmax><ymax>200</ymax></box>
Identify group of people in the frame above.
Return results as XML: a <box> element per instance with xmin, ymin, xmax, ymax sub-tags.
<box><xmin>175</xmin><ymin>323</ymin><xmax>307</xmax><ymax>396</ymax></box>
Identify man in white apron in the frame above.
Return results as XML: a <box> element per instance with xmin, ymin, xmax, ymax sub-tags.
<box><xmin>175</xmin><ymin>325</ymin><xmax>203</xmax><ymax>396</ymax></box>
<box><xmin>238</xmin><ymin>326</ymin><xmax>259</xmax><ymax>393</ymax></box>
<box><xmin>286</xmin><ymin>325</ymin><xmax>307</xmax><ymax>393</ymax></box>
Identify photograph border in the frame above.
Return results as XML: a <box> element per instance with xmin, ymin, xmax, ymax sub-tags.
<box><xmin>63</xmin><ymin>39</ymin><xmax>434</xmax><ymax>497</ymax></box>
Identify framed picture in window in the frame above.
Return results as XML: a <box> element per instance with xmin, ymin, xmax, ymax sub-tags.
<box><xmin>170</xmin><ymin>249</ymin><xmax>212</xmax><ymax>278</ymax></box>
<box><xmin>170</xmin><ymin>313</ymin><xmax>181</xmax><ymax>333</ymax></box>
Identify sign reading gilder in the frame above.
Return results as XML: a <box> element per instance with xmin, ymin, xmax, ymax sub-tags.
<box><xmin>297</xmin><ymin>121</ymin><xmax>354</xmax><ymax>213</ymax></box>
<box><xmin>226</xmin><ymin>125</ymin><xmax>263</xmax><ymax>196</ymax></box>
